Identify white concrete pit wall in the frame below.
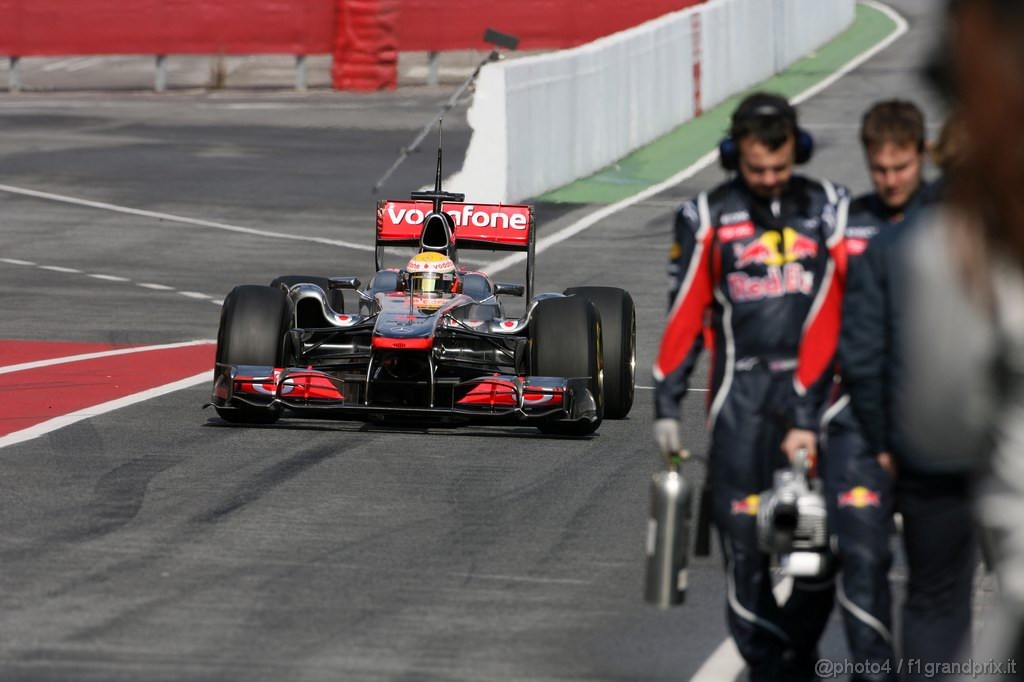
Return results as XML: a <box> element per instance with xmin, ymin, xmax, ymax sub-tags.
<box><xmin>447</xmin><ymin>0</ymin><xmax>856</xmax><ymax>203</ymax></box>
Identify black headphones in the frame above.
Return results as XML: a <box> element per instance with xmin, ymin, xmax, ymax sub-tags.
<box><xmin>718</xmin><ymin>99</ymin><xmax>814</xmax><ymax>171</ymax></box>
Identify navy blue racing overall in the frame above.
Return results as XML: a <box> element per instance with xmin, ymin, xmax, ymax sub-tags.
<box><xmin>654</xmin><ymin>175</ymin><xmax>848</xmax><ymax>682</ymax></box>
<box><xmin>838</xmin><ymin>186</ymin><xmax>976</xmax><ymax>680</ymax></box>
<box><xmin>818</xmin><ymin>191</ymin><xmax>930</xmax><ymax>682</ymax></box>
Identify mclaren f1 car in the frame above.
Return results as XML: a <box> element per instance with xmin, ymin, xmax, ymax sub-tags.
<box><xmin>209</xmin><ymin>156</ymin><xmax>635</xmax><ymax>435</ymax></box>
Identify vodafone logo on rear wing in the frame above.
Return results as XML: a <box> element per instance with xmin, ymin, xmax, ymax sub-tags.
<box><xmin>377</xmin><ymin>200</ymin><xmax>532</xmax><ymax>247</ymax></box>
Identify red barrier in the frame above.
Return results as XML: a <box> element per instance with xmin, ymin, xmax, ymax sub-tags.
<box><xmin>0</xmin><ymin>0</ymin><xmax>335</xmax><ymax>56</ymax></box>
<box><xmin>0</xmin><ymin>0</ymin><xmax>703</xmax><ymax>89</ymax></box>
<box><xmin>333</xmin><ymin>0</ymin><xmax>398</xmax><ymax>90</ymax></box>
<box><xmin>395</xmin><ymin>0</ymin><xmax>705</xmax><ymax>51</ymax></box>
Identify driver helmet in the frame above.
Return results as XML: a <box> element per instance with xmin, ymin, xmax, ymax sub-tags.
<box><xmin>405</xmin><ymin>251</ymin><xmax>459</xmax><ymax>308</ymax></box>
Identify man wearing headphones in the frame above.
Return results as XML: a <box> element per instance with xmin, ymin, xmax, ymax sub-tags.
<box><xmin>654</xmin><ymin>91</ymin><xmax>848</xmax><ymax>681</ymax></box>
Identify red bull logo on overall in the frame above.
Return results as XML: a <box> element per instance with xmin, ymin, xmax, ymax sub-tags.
<box><xmin>728</xmin><ymin>227</ymin><xmax>818</xmax><ymax>302</ymax></box>
<box><xmin>730</xmin><ymin>494</ymin><xmax>760</xmax><ymax>516</ymax></box>
<box><xmin>788</xmin><ymin>233</ymin><xmax>819</xmax><ymax>260</ymax></box>
<box><xmin>733</xmin><ymin>227</ymin><xmax>819</xmax><ymax>267</ymax></box>
<box><xmin>734</xmin><ymin>238</ymin><xmax>776</xmax><ymax>268</ymax></box>
<box><xmin>727</xmin><ymin>263</ymin><xmax>814</xmax><ymax>302</ymax></box>
<box><xmin>837</xmin><ymin>486</ymin><xmax>882</xmax><ymax>509</ymax></box>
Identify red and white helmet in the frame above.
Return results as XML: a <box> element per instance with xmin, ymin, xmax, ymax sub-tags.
<box><xmin>405</xmin><ymin>252</ymin><xmax>460</xmax><ymax>307</ymax></box>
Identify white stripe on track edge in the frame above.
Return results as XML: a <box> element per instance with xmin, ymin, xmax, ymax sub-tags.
<box><xmin>0</xmin><ymin>371</ymin><xmax>210</xmax><ymax>450</ymax></box>
<box><xmin>38</xmin><ymin>265</ymin><xmax>81</xmax><ymax>274</ymax></box>
<box><xmin>0</xmin><ymin>183</ymin><xmax>374</xmax><ymax>254</ymax></box>
<box><xmin>690</xmin><ymin>578</ymin><xmax>794</xmax><ymax>681</ymax></box>
<box><xmin>0</xmin><ymin>339</ymin><xmax>215</xmax><ymax>376</ymax></box>
<box><xmin>88</xmin><ymin>273</ymin><xmax>131</xmax><ymax>282</ymax></box>
<box><xmin>483</xmin><ymin>0</ymin><xmax>909</xmax><ymax>279</ymax></box>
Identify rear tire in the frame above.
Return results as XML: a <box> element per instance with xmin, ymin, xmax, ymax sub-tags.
<box><xmin>530</xmin><ymin>296</ymin><xmax>603</xmax><ymax>436</ymax></box>
<box><xmin>564</xmin><ymin>286</ymin><xmax>635</xmax><ymax>419</ymax></box>
<box><xmin>270</xmin><ymin>275</ymin><xmax>345</xmax><ymax>313</ymax></box>
<box><xmin>215</xmin><ymin>285</ymin><xmax>292</xmax><ymax>424</ymax></box>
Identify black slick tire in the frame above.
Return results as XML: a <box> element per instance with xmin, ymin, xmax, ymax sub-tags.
<box><xmin>563</xmin><ymin>286</ymin><xmax>636</xmax><ymax>419</ymax></box>
<box><xmin>530</xmin><ymin>296</ymin><xmax>603</xmax><ymax>436</ymax></box>
<box><xmin>215</xmin><ymin>285</ymin><xmax>292</xmax><ymax>425</ymax></box>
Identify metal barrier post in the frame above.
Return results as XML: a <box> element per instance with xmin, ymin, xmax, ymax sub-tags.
<box><xmin>295</xmin><ymin>54</ymin><xmax>307</xmax><ymax>92</ymax></box>
<box><xmin>9</xmin><ymin>56</ymin><xmax>20</xmax><ymax>93</ymax></box>
<box><xmin>427</xmin><ymin>51</ymin><xmax>439</xmax><ymax>87</ymax></box>
<box><xmin>155</xmin><ymin>54</ymin><xmax>167</xmax><ymax>92</ymax></box>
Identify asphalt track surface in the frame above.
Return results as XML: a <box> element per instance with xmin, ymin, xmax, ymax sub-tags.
<box><xmin>0</xmin><ymin>2</ymin><xmax>958</xmax><ymax>680</ymax></box>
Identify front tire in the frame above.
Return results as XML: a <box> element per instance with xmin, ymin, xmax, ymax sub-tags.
<box><xmin>530</xmin><ymin>296</ymin><xmax>603</xmax><ymax>436</ymax></box>
<box><xmin>215</xmin><ymin>285</ymin><xmax>292</xmax><ymax>424</ymax></box>
<box><xmin>564</xmin><ymin>286</ymin><xmax>635</xmax><ymax>419</ymax></box>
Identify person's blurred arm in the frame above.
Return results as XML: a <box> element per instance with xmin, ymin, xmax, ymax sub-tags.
<box><xmin>839</xmin><ymin>233</ymin><xmax>890</xmax><ymax>457</ymax></box>
<box><xmin>901</xmin><ymin>212</ymin><xmax>998</xmax><ymax>470</ymax></box>
<box><xmin>653</xmin><ymin>196</ymin><xmax>714</xmax><ymax>454</ymax></box>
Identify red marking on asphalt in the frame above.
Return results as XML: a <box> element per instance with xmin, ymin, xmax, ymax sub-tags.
<box><xmin>0</xmin><ymin>342</ymin><xmax>214</xmax><ymax>437</ymax></box>
<box><xmin>0</xmin><ymin>340</ymin><xmax>130</xmax><ymax>367</ymax></box>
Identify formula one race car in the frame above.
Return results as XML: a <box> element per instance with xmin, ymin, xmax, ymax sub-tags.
<box><xmin>210</xmin><ymin>154</ymin><xmax>635</xmax><ymax>435</ymax></box>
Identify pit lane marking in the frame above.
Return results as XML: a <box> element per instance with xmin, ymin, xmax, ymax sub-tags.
<box><xmin>38</xmin><ymin>264</ymin><xmax>81</xmax><ymax>274</ymax></box>
<box><xmin>89</xmin><ymin>273</ymin><xmax>130</xmax><ymax>282</ymax></box>
<box><xmin>0</xmin><ymin>182</ymin><xmax>374</xmax><ymax>253</ymax></box>
<box><xmin>0</xmin><ymin>184</ymin><xmax>495</xmax><ymax>268</ymax></box>
<box><xmin>0</xmin><ymin>339</ymin><xmax>214</xmax><ymax>376</ymax></box>
<box><xmin>0</xmin><ymin>258</ymin><xmax>224</xmax><ymax>306</ymax></box>
<box><xmin>0</xmin><ymin>370</ymin><xmax>210</xmax><ymax>450</ymax></box>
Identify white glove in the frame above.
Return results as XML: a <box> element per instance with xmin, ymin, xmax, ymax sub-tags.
<box><xmin>654</xmin><ymin>418</ymin><xmax>683</xmax><ymax>458</ymax></box>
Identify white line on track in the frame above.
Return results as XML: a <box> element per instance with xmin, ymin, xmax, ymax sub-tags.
<box><xmin>88</xmin><ymin>273</ymin><xmax>131</xmax><ymax>282</ymax></box>
<box><xmin>0</xmin><ymin>370</ymin><xmax>210</xmax><ymax>450</ymax></box>
<box><xmin>0</xmin><ymin>183</ymin><xmax>374</xmax><ymax>253</ymax></box>
<box><xmin>0</xmin><ymin>339</ymin><xmax>215</xmax><ymax>376</ymax></box>
<box><xmin>38</xmin><ymin>265</ymin><xmax>82</xmax><ymax>274</ymax></box>
<box><xmin>0</xmin><ymin>259</ymin><xmax>222</xmax><ymax>305</ymax></box>
<box><xmin>691</xmin><ymin>579</ymin><xmax>794</xmax><ymax>681</ymax></box>
<box><xmin>483</xmin><ymin>0</ymin><xmax>908</xmax><ymax>279</ymax></box>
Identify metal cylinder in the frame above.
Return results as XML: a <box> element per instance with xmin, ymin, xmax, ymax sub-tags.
<box><xmin>644</xmin><ymin>470</ymin><xmax>692</xmax><ymax>608</ymax></box>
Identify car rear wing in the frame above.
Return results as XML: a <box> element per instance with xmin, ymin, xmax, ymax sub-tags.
<box><xmin>375</xmin><ymin>200</ymin><xmax>536</xmax><ymax>300</ymax></box>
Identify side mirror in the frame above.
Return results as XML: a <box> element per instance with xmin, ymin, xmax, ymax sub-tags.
<box><xmin>329</xmin><ymin>277</ymin><xmax>361</xmax><ymax>290</ymax></box>
<box><xmin>494</xmin><ymin>282</ymin><xmax>525</xmax><ymax>297</ymax></box>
